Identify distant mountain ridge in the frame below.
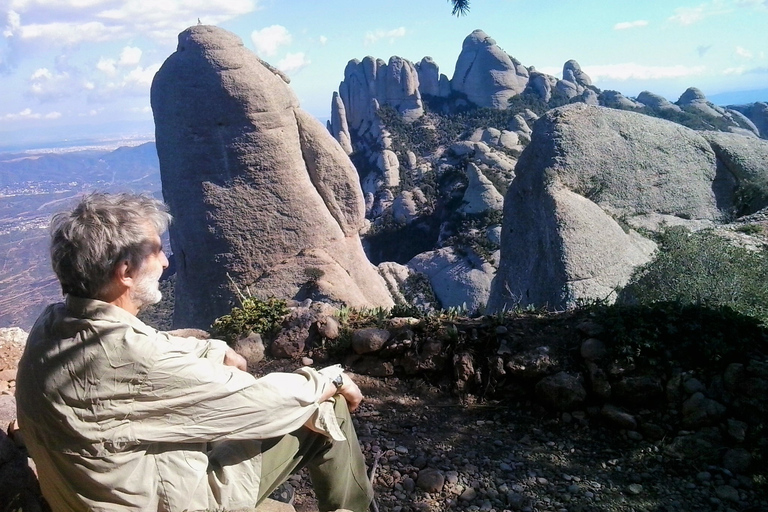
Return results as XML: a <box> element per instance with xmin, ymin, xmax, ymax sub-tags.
<box><xmin>326</xmin><ymin>28</ymin><xmax>768</xmax><ymax>313</ymax></box>
<box><xmin>0</xmin><ymin>142</ymin><xmax>162</xmax><ymax>330</ymax></box>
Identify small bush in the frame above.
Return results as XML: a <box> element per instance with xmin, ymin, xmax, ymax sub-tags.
<box><xmin>618</xmin><ymin>226</ymin><xmax>768</xmax><ymax>324</ymax></box>
<box><xmin>590</xmin><ymin>301</ymin><xmax>767</xmax><ymax>372</ymax></box>
<box><xmin>211</xmin><ymin>297</ymin><xmax>289</xmax><ymax>342</ymax></box>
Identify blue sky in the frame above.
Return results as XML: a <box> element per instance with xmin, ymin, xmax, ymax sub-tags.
<box><xmin>1</xmin><ymin>0</ymin><xmax>766</xmax><ymax>149</ymax></box>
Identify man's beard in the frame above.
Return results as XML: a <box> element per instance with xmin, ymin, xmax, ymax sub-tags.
<box><xmin>131</xmin><ymin>266</ymin><xmax>163</xmax><ymax>308</ymax></box>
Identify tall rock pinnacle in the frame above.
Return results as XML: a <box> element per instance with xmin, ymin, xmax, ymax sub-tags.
<box><xmin>151</xmin><ymin>25</ymin><xmax>393</xmax><ymax>328</ymax></box>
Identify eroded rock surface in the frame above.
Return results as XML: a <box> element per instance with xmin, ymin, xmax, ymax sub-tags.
<box><xmin>488</xmin><ymin>103</ymin><xmax>748</xmax><ymax>312</ymax></box>
<box><xmin>152</xmin><ymin>25</ymin><xmax>393</xmax><ymax>328</ymax></box>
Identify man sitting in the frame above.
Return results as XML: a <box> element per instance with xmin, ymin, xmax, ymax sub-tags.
<box><xmin>16</xmin><ymin>192</ymin><xmax>374</xmax><ymax>512</ymax></box>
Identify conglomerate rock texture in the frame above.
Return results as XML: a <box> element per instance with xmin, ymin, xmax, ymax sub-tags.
<box><xmin>487</xmin><ymin>103</ymin><xmax>753</xmax><ymax>312</ymax></box>
<box><xmin>151</xmin><ymin>25</ymin><xmax>393</xmax><ymax>329</ymax></box>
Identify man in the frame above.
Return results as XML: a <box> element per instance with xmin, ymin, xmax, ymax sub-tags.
<box><xmin>16</xmin><ymin>192</ymin><xmax>374</xmax><ymax>512</ymax></box>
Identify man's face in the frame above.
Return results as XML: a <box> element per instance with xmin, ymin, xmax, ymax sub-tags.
<box><xmin>130</xmin><ymin>230</ymin><xmax>169</xmax><ymax>309</ymax></box>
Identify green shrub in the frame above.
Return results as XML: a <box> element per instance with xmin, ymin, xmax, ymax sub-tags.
<box><xmin>211</xmin><ymin>297</ymin><xmax>289</xmax><ymax>342</ymax></box>
<box><xmin>735</xmin><ymin>223</ymin><xmax>764</xmax><ymax>235</ymax></box>
<box><xmin>590</xmin><ymin>301</ymin><xmax>767</xmax><ymax>373</ymax></box>
<box><xmin>618</xmin><ymin>226</ymin><xmax>768</xmax><ymax>324</ymax></box>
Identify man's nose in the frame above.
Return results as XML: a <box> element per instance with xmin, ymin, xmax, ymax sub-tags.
<box><xmin>161</xmin><ymin>251</ymin><xmax>169</xmax><ymax>269</ymax></box>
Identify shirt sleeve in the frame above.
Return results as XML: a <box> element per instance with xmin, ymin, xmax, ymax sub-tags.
<box><xmin>158</xmin><ymin>331</ymin><xmax>230</xmax><ymax>364</ymax></box>
<box><xmin>124</xmin><ymin>332</ymin><xmax>338</xmax><ymax>444</ymax></box>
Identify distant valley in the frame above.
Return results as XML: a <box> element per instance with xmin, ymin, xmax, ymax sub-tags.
<box><xmin>0</xmin><ymin>142</ymin><xmax>162</xmax><ymax>329</ymax></box>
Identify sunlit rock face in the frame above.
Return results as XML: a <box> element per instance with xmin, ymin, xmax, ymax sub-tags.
<box><xmin>487</xmin><ymin>103</ymin><xmax>751</xmax><ymax>313</ymax></box>
<box><xmin>451</xmin><ymin>29</ymin><xmax>530</xmax><ymax>109</ymax></box>
<box><xmin>152</xmin><ymin>25</ymin><xmax>392</xmax><ymax>329</ymax></box>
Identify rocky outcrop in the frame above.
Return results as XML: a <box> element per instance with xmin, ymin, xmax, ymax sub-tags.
<box><xmin>599</xmin><ymin>90</ymin><xmax>643</xmax><ymax>110</ymax></box>
<box><xmin>556</xmin><ymin>60</ymin><xmax>592</xmax><ymax>100</ymax></box>
<box><xmin>677</xmin><ymin>87</ymin><xmax>723</xmax><ymax>117</ymax></box>
<box><xmin>677</xmin><ymin>88</ymin><xmax>759</xmax><ymax>137</ymax></box>
<box><xmin>459</xmin><ymin>163</ymin><xmax>504</xmax><ymax>214</ymax></box>
<box><xmin>450</xmin><ymin>29</ymin><xmax>529</xmax><ymax>109</ymax></box>
<box><xmin>337</xmin><ymin>55</ymin><xmax>423</xmax><ymax>137</ymax></box>
<box><xmin>732</xmin><ymin>102</ymin><xmax>768</xmax><ymax>138</ymax></box>
<box><xmin>152</xmin><ymin>25</ymin><xmax>393</xmax><ymax>328</ymax></box>
<box><xmin>636</xmin><ymin>91</ymin><xmax>681</xmax><ymax>112</ymax></box>
<box><xmin>700</xmin><ymin>131</ymin><xmax>768</xmax><ymax>214</ymax></box>
<box><xmin>409</xmin><ymin>247</ymin><xmax>496</xmax><ymax>313</ymax></box>
<box><xmin>329</xmin><ymin>92</ymin><xmax>353</xmax><ymax>155</ymax></box>
<box><xmin>415</xmin><ymin>57</ymin><xmax>450</xmax><ymax>98</ymax></box>
<box><xmin>488</xmin><ymin>103</ymin><xmax>747</xmax><ymax>312</ymax></box>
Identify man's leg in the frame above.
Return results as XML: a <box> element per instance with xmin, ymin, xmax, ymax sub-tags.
<box><xmin>257</xmin><ymin>399</ymin><xmax>374</xmax><ymax>512</ymax></box>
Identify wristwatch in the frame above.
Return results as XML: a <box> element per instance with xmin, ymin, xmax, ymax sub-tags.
<box><xmin>331</xmin><ymin>374</ymin><xmax>344</xmax><ymax>392</ymax></box>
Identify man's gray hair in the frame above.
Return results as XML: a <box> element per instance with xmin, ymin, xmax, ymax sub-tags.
<box><xmin>50</xmin><ymin>192</ymin><xmax>172</xmax><ymax>299</ymax></box>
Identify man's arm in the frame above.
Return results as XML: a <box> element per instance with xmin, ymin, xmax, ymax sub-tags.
<box><xmin>161</xmin><ymin>329</ymin><xmax>246</xmax><ymax>370</ymax></box>
<box><xmin>317</xmin><ymin>372</ymin><xmax>363</xmax><ymax>412</ymax></box>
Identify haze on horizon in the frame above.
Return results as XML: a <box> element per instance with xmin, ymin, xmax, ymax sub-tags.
<box><xmin>1</xmin><ymin>0</ymin><xmax>766</xmax><ymax>151</ymax></box>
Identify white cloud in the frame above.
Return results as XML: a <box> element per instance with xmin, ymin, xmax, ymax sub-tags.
<box><xmin>2</xmin><ymin>107</ymin><xmax>62</xmax><ymax>120</ymax></box>
<box><xmin>735</xmin><ymin>46</ymin><xmax>753</xmax><ymax>59</ymax></box>
<box><xmin>86</xmin><ymin>61</ymin><xmax>161</xmax><ymax>101</ymax></box>
<box><xmin>251</xmin><ymin>25</ymin><xmax>292</xmax><ymax>57</ymax></box>
<box><xmin>28</xmin><ymin>67</ymin><xmax>85</xmax><ymax>101</ymax></box>
<box><xmin>122</xmin><ymin>64</ymin><xmax>157</xmax><ymax>88</ymax></box>
<box><xmin>723</xmin><ymin>65</ymin><xmax>768</xmax><ymax>75</ymax></box>
<box><xmin>583</xmin><ymin>63</ymin><xmax>707</xmax><ymax>81</ymax></box>
<box><xmin>668</xmin><ymin>0</ymin><xmax>733</xmax><ymax>25</ymax></box>
<box><xmin>613</xmin><ymin>20</ymin><xmax>648</xmax><ymax>30</ymax></box>
<box><xmin>8</xmin><ymin>0</ymin><xmax>260</xmax><ymax>45</ymax></box>
<box><xmin>319</xmin><ymin>35</ymin><xmax>328</xmax><ymax>46</ymax></box>
<box><xmin>97</xmin><ymin>57</ymin><xmax>116</xmax><ymax>75</ymax></box>
<box><xmin>277</xmin><ymin>52</ymin><xmax>310</xmax><ymax>74</ymax></box>
<box><xmin>18</xmin><ymin>21</ymin><xmax>122</xmax><ymax>45</ymax></box>
<box><xmin>364</xmin><ymin>27</ymin><xmax>406</xmax><ymax>45</ymax></box>
<box><xmin>4</xmin><ymin>10</ymin><xmax>21</xmax><ymax>37</ymax></box>
<box><xmin>118</xmin><ymin>46</ymin><xmax>142</xmax><ymax>67</ymax></box>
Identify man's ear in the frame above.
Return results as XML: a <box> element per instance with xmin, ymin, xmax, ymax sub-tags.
<box><xmin>113</xmin><ymin>259</ymin><xmax>135</xmax><ymax>287</ymax></box>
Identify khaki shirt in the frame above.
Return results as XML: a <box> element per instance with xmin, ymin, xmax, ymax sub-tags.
<box><xmin>16</xmin><ymin>296</ymin><xmax>343</xmax><ymax>511</ymax></box>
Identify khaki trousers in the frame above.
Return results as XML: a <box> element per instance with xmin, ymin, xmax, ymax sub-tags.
<box><xmin>255</xmin><ymin>399</ymin><xmax>374</xmax><ymax>512</ymax></box>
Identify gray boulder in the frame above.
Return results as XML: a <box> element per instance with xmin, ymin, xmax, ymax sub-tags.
<box><xmin>416</xmin><ymin>57</ymin><xmax>448</xmax><ymax>98</ymax></box>
<box><xmin>562</xmin><ymin>60</ymin><xmax>592</xmax><ymax>87</ymax></box>
<box><xmin>450</xmin><ymin>29</ymin><xmax>529</xmax><ymax>109</ymax></box>
<box><xmin>600</xmin><ymin>90</ymin><xmax>643</xmax><ymax>109</ymax></box>
<box><xmin>636</xmin><ymin>91</ymin><xmax>681</xmax><ymax>112</ymax></box>
<box><xmin>527</xmin><ymin>71</ymin><xmax>558</xmax><ymax>103</ymax></box>
<box><xmin>459</xmin><ymin>163</ymin><xmax>504</xmax><ymax>214</ymax></box>
<box><xmin>338</xmin><ymin>55</ymin><xmax>423</xmax><ymax>138</ymax></box>
<box><xmin>677</xmin><ymin>88</ymin><xmax>759</xmax><ymax>137</ymax></box>
<box><xmin>700</xmin><ymin>131</ymin><xmax>768</xmax><ymax>214</ymax></box>
<box><xmin>409</xmin><ymin>247</ymin><xmax>495</xmax><ymax>312</ymax></box>
<box><xmin>677</xmin><ymin>87</ymin><xmax>724</xmax><ymax>117</ymax></box>
<box><xmin>330</xmin><ymin>91</ymin><xmax>353</xmax><ymax>155</ymax></box>
<box><xmin>152</xmin><ymin>25</ymin><xmax>393</xmax><ymax>328</ymax></box>
<box><xmin>732</xmin><ymin>102</ymin><xmax>768</xmax><ymax>138</ymax></box>
<box><xmin>555</xmin><ymin>60</ymin><xmax>594</xmax><ymax>100</ymax></box>
<box><xmin>488</xmin><ymin>103</ymin><xmax>741</xmax><ymax>312</ymax></box>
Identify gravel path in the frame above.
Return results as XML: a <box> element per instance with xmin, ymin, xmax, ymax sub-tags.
<box><xmin>283</xmin><ymin>374</ymin><xmax>766</xmax><ymax>512</ymax></box>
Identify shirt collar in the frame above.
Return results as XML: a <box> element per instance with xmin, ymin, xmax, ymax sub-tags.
<box><xmin>65</xmin><ymin>295</ymin><xmax>157</xmax><ymax>336</ymax></box>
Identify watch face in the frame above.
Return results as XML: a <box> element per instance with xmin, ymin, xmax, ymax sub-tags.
<box><xmin>333</xmin><ymin>375</ymin><xmax>344</xmax><ymax>388</ymax></box>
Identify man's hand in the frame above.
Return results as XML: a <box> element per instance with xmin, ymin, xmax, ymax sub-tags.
<box><xmin>223</xmin><ymin>348</ymin><xmax>247</xmax><ymax>372</ymax></box>
<box><xmin>337</xmin><ymin>373</ymin><xmax>364</xmax><ymax>412</ymax></box>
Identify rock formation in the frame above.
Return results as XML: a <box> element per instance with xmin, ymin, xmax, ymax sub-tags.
<box><xmin>151</xmin><ymin>25</ymin><xmax>393</xmax><ymax>328</ymax></box>
<box><xmin>487</xmin><ymin>103</ymin><xmax>757</xmax><ymax>312</ymax></box>
<box><xmin>451</xmin><ymin>29</ymin><xmax>530</xmax><ymax>109</ymax></box>
<box><xmin>636</xmin><ymin>91</ymin><xmax>681</xmax><ymax>112</ymax></box>
<box><xmin>556</xmin><ymin>60</ymin><xmax>592</xmax><ymax>100</ymax></box>
<box><xmin>732</xmin><ymin>102</ymin><xmax>768</xmax><ymax>138</ymax></box>
<box><xmin>676</xmin><ymin>87</ymin><xmax>759</xmax><ymax>137</ymax></box>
